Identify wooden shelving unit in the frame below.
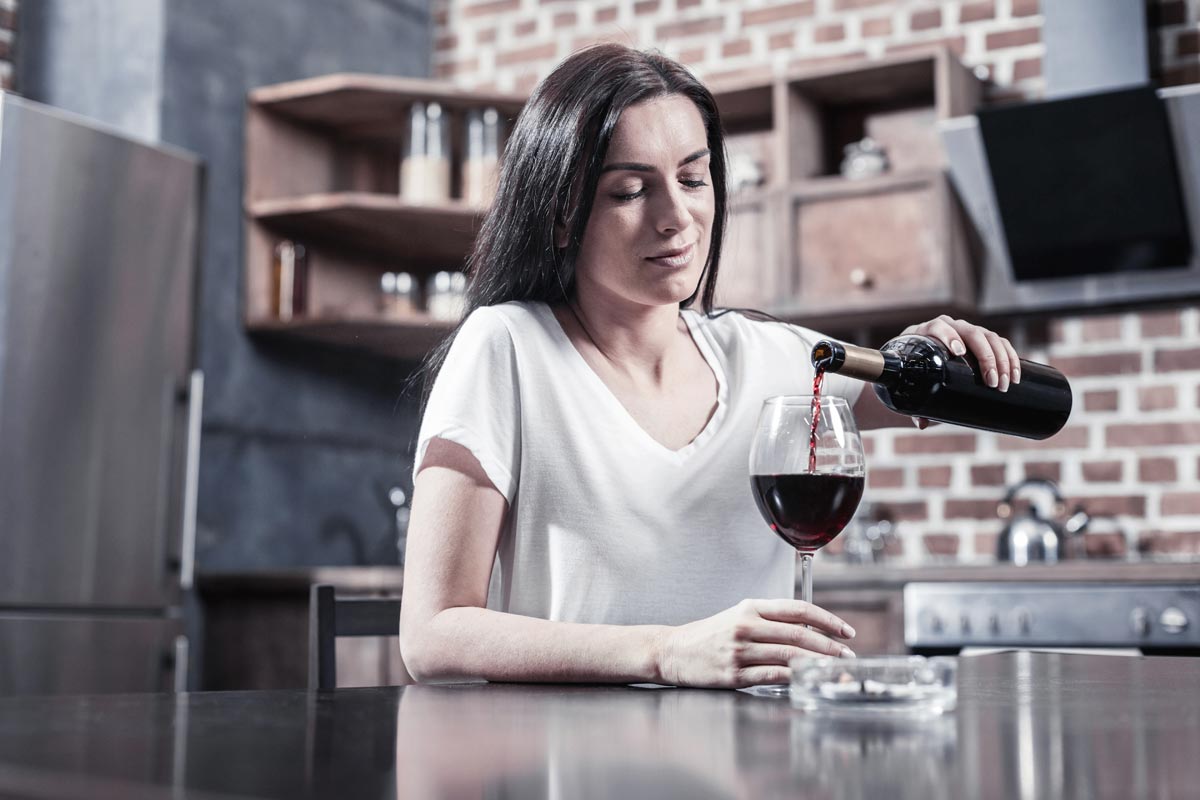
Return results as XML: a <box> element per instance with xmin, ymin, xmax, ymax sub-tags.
<box><xmin>243</xmin><ymin>48</ymin><xmax>982</xmax><ymax>360</ymax></box>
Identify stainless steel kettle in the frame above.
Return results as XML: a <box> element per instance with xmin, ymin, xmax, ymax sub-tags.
<box><xmin>996</xmin><ymin>478</ymin><xmax>1090</xmax><ymax>565</ymax></box>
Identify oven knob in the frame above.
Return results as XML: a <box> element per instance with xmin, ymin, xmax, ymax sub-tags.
<box><xmin>988</xmin><ymin>614</ymin><xmax>1001</xmax><ymax>635</ymax></box>
<box><xmin>960</xmin><ymin>615</ymin><xmax>972</xmax><ymax>635</ymax></box>
<box><xmin>1130</xmin><ymin>607</ymin><xmax>1151</xmax><ymax>637</ymax></box>
<box><xmin>929</xmin><ymin>614</ymin><xmax>945</xmax><ymax>635</ymax></box>
<box><xmin>1016</xmin><ymin>609</ymin><xmax>1032</xmax><ymax>635</ymax></box>
<box><xmin>1160</xmin><ymin>607</ymin><xmax>1189</xmax><ymax>635</ymax></box>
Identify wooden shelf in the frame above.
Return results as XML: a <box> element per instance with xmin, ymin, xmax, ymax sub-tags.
<box><xmin>247</xmin><ymin>314</ymin><xmax>456</xmax><ymax>361</ymax></box>
<box><xmin>248</xmin><ymin>192</ymin><xmax>483</xmax><ymax>265</ymax></box>
<box><xmin>248</xmin><ymin>73</ymin><xmax>526</xmax><ymax>132</ymax></box>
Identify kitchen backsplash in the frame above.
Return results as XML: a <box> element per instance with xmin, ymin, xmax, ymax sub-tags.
<box><xmin>433</xmin><ymin>0</ymin><xmax>1200</xmax><ymax>560</ymax></box>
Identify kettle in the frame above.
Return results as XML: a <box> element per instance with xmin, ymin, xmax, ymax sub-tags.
<box><xmin>996</xmin><ymin>478</ymin><xmax>1090</xmax><ymax>565</ymax></box>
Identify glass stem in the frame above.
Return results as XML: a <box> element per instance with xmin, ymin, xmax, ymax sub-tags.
<box><xmin>799</xmin><ymin>552</ymin><xmax>814</xmax><ymax>611</ymax></box>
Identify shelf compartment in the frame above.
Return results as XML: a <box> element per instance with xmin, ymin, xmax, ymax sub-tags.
<box><xmin>247</xmin><ymin>314</ymin><xmax>457</xmax><ymax>361</ymax></box>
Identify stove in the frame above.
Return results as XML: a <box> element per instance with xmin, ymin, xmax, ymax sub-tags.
<box><xmin>904</xmin><ymin>583</ymin><xmax>1200</xmax><ymax>655</ymax></box>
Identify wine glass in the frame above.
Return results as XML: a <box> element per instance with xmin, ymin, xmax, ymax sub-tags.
<box><xmin>749</xmin><ymin>395</ymin><xmax>866</xmax><ymax>622</ymax></box>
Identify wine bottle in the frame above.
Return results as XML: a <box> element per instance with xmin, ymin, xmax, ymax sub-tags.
<box><xmin>811</xmin><ymin>335</ymin><xmax>1072</xmax><ymax>440</ymax></box>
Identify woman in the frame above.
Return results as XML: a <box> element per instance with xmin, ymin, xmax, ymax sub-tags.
<box><xmin>399</xmin><ymin>45</ymin><xmax>1018</xmax><ymax>688</ymax></box>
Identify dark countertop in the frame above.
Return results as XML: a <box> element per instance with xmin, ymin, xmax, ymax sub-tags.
<box><xmin>1</xmin><ymin>652</ymin><xmax>1198</xmax><ymax>799</ymax></box>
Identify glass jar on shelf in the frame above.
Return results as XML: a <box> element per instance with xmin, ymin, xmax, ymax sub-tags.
<box><xmin>271</xmin><ymin>240</ymin><xmax>308</xmax><ymax>322</ymax></box>
<box><xmin>426</xmin><ymin>271</ymin><xmax>467</xmax><ymax>321</ymax></box>
<box><xmin>379</xmin><ymin>271</ymin><xmax>418</xmax><ymax>319</ymax></box>
<box><xmin>463</xmin><ymin>107</ymin><xmax>501</xmax><ymax>207</ymax></box>
<box><xmin>399</xmin><ymin>101</ymin><xmax>451</xmax><ymax>203</ymax></box>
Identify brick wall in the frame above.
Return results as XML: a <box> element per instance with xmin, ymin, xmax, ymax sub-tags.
<box><xmin>0</xmin><ymin>0</ymin><xmax>16</xmax><ymax>90</ymax></box>
<box><xmin>434</xmin><ymin>0</ymin><xmax>1200</xmax><ymax>560</ymax></box>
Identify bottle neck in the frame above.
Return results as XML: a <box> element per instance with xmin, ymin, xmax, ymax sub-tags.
<box><xmin>828</xmin><ymin>343</ymin><xmax>902</xmax><ymax>386</ymax></box>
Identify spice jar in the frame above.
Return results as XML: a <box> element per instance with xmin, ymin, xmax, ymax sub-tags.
<box><xmin>271</xmin><ymin>240</ymin><xmax>308</xmax><ymax>321</ymax></box>
<box><xmin>400</xmin><ymin>102</ymin><xmax>451</xmax><ymax>203</ymax></box>
<box><xmin>379</xmin><ymin>271</ymin><xmax>418</xmax><ymax>319</ymax></box>
<box><xmin>463</xmin><ymin>107</ymin><xmax>501</xmax><ymax>206</ymax></box>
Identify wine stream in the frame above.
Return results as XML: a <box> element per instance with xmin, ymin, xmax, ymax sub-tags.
<box><xmin>809</xmin><ymin>367</ymin><xmax>825</xmax><ymax>473</ymax></box>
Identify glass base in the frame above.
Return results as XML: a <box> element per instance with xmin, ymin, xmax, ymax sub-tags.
<box><xmin>739</xmin><ymin>683</ymin><xmax>791</xmax><ymax>699</ymax></box>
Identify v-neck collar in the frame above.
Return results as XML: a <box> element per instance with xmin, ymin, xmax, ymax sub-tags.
<box><xmin>537</xmin><ymin>302</ymin><xmax>729</xmax><ymax>464</ymax></box>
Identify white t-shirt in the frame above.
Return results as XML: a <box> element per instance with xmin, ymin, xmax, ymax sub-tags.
<box><xmin>412</xmin><ymin>301</ymin><xmax>862</xmax><ymax>627</ymax></box>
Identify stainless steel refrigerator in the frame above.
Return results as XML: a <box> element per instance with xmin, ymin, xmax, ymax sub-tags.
<box><xmin>0</xmin><ymin>93</ymin><xmax>203</xmax><ymax>695</ymax></box>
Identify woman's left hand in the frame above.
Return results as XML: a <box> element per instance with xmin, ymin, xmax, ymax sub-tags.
<box><xmin>903</xmin><ymin>314</ymin><xmax>1021</xmax><ymax>392</ymax></box>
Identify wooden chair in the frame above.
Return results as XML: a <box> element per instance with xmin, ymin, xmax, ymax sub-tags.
<box><xmin>307</xmin><ymin>584</ymin><xmax>403</xmax><ymax>691</ymax></box>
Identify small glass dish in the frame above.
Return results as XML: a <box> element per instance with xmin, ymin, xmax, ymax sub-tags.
<box><xmin>789</xmin><ymin>655</ymin><xmax>957</xmax><ymax>716</ymax></box>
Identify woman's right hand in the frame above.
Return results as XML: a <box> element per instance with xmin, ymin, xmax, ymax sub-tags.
<box><xmin>655</xmin><ymin>599</ymin><xmax>857</xmax><ymax>689</ymax></box>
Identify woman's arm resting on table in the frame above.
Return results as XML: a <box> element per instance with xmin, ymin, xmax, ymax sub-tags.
<box><xmin>853</xmin><ymin>314</ymin><xmax>1021</xmax><ymax>432</ymax></box>
<box><xmin>399</xmin><ymin>438</ymin><xmax>857</xmax><ymax>688</ymax></box>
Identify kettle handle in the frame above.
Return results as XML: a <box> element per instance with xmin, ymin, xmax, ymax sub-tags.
<box><xmin>997</xmin><ymin>478</ymin><xmax>1066</xmax><ymax>519</ymax></box>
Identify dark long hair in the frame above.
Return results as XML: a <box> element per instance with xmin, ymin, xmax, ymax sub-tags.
<box><xmin>414</xmin><ymin>44</ymin><xmax>729</xmax><ymax>404</ymax></box>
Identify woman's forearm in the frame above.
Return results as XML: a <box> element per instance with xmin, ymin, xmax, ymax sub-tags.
<box><xmin>402</xmin><ymin>606</ymin><xmax>670</xmax><ymax>684</ymax></box>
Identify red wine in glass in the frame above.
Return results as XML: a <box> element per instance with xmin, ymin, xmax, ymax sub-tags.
<box><xmin>751</xmin><ymin>473</ymin><xmax>866</xmax><ymax>552</ymax></box>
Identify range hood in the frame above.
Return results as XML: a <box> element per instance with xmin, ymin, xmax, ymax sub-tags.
<box><xmin>939</xmin><ymin>0</ymin><xmax>1200</xmax><ymax>314</ymax></box>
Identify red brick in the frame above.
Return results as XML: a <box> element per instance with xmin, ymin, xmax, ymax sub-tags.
<box><xmin>815</xmin><ymin>22</ymin><xmax>845</xmax><ymax>43</ymax></box>
<box><xmin>1148</xmin><ymin>0</ymin><xmax>1187</xmax><ymax>27</ymax></box>
<box><xmin>596</xmin><ymin>5</ymin><xmax>619</xmax><ymax>22</ymax></box>
<box><xmin>553</xmin><ymin>11</ymin><xmax>577</xmax><ymax>28</ymax></box>
<box><xmin>657</xmin><ymin>16</ymin><xmax>723</xmax><ymax>38</ymax></box>
<box><xmin>1023</xmin><ymin>461</ymin><xmax>1061</xmax><ymax>482</ymax></box>
<box><xmin>959</xmin><ymin>1</ymin><xmax>995</xmax><ymax>23</ymax></box>
<box><xmin>923</xmin><ymin>534</ymin><xmax>960</xmax><ymax>557</ymax></box>
<box><xmin>868</xmin><ymin>467</ymin><xmax>905</xmax><ymax>489</ymax></box>
<box><xmin>1081</xmin><ymin>316</ymin><xmax>1123</xmax><ymax>342</ymax></box>
<box><xmin>705</xmin><ymin>63</ymin><xmax>776</xmax><ymax>84</ymax></box>
<box><xmin>1138</xmin><ymin>530</ymin><xmax>1200</xmax><ymax>555</ymax></box>
<box><xmin>769</xmin><ymin>31</ymin><xmax>796</xmax><ymax>50</ymax></box>
<box><xmin>476</xmin><ymin>28</ymin><xmax>498</xmax><ymax>44</ymax></box>
<box><xmin>1083</xmin><ymin>532</ymin><xmax>1126</xmax><ymax>559</ymax></box>
<box><xmin>435</xmin><ymin>57</ymin><xmax>480</xmax><ymax>78</ymax></box>
<box><xmin>1139</xmin><ymin>457</ymin><xmax>1177</xmax><ymax>483</ymax></box>
<box><xmin>911</xmin><ymin>8</ymin><xmax>942</xmax><ymax>31</ymax></box>
<box><xmin>1082</xmin><ymin>460</ymin><xmax>1122</xmax><ymax>483</ymax></box>
<box><xmin>836</xmin><ymin>0</ymin><xmax>889</xmax><ymax>8</ymax></box>
<box><xmin>998</xmin><ymin>426</ymin><xmax>1088</xmax><ymax>451</ymax></box>
<box><xmin>0</xmin><ymin>9</ymin><xmax>15</xmax><ymax>30</ymax></box>
<box><xmin>1140</xmin><ymin>309</ymin><xmax>1182</xmax><ymax>338</ymax></box>
<box><xmin>1013</xmin><ymin>57</ymin><xmax>1042</xmax><ymax>81</ymax></box>
<box><xmin>1051</xmin><ymin>352</ymin><xmax>1141</xmax><ymax>378</ymax></box>
<box><xmin>886</xmin><ymin>36</ymin><xmax>966</xmax><ymax>57</ymax></box>
<box><xmin>496</xmin><ymin>42</ymin><xmax>557</xmax><ymax>66</ymax></box>
<box><xmin>862</xmin><ymin>16</ymin><xmax>893</xmax><ymax>37</ymax></box>
<box><xmin>1162</xmin><ymin>492</ymin><xmax>1200</xmax><ymax>516</ymax></box>
<box><xmin>1108</xmin><ymin>422</ymin><xmax>1200</xmax><ymax>447</ymax></box>
<box><xmin>1163</xmin><ymin>63</ymin><xmax>1200</xmax><ymax>87</ymax></box>
<box><xmin>435</xmin><ymin>33</ymin><xmax>458</xmax><ymax>51</ymax></box>
<box><xmin>971</xmin><ymin>463</ymin><xmax>1007</xmax><ymax>486</ymax></box>
<box><xmin>635</xmin><ymin>0</ymin><xmax>660</xmax><ymax>14</ymax></box>
<box><xmin>1180</xmin><ymin>31</ymin><xmax>1200</xmax><ymax>58</ymax></box>
<box><xmin>463</xmin><ymin>0</ymin><xmax>520</xmax><ymax>18</ymax></box>
<box><xmin>918</xmin><ymin>466</ymin><xmax>953</xmax><ymax>487</ymax></box>
<box><xmin>514</xmin><ymin>19</ymin><xmax>537</xmax><ymax>36</ymax></box>
<box><xmin>893</xmin><ymin>432</ymin><xmax>978</xmax><ymax>454</ymax></box>
<box><xmin>515</xmin><ymin>72</ymin><xmax>541</xmax><ymax>94</ymax></box>
<box><xmin>1068</xmin><ymin>495</ymin><xmax>1146</xmax><ymax>517</ymax></box>
<box><xmin>874</xmin><ymin>501</ymin><xmax>928</xmax><ymax>522</ymax></box>
<box><xmin>986</xmin><ymin>27</ymin><xmax>1041</xmax><ymax>50</ymax></box>
<box><xmin>1155</xmin><ymin>348</ymin><xmax>1200</xmax><ymax>372</ymax></box>
<box><xmin>723</xmin><ymin>38</ymin><xmax>753</xmax><ymax>57</ymax></box>
<box><xmin>862</xmin><ymin>435</ymin><xmax>876</xmax><ymax>456</ymax></box>
<box><xmin>1083</xmin><ymin>390</ymin><xmax>1119</xmax><ymax>412</ymax></box>
<box><xmin>975</xmin><ymin>532</ymin><xmax>999</xmax><ymax>557</ymax></box>
<box><xmin>678</xmin><ymin>0</ymin><xmax>702</xmax><ymax>7</ymax></box>
<box><xmin>1138</xmin><ymin>385</ymin><xmax>1177</xmax><ymax>411</ymax></box>
<box><xmin>946</xmin><ymin>498</ymin><xmax>1000</xmax><ymax>520</ymax></box>
<box><xmin>433</xmin><ymin>7</ymin><xmax>448</xmax><ymax>25</ymax></box>
<box><xmin>678</xmin><ymin>46</ymin><xmax>707</xmax><ymax>63</ymax></box>
<box><xmin>1048</xmin><ymin>318</ymin><xmax>1070</xmax><ymax>344</ymax></box>
<box><xmin>743</xmin><ymin>2</ymin><xmax>814</xmax><ymax>27</ymax></box>
<box><xmin>1011</xmin><ymin>0</ymin><xmax>1039</xmax><ymax>17</ymax></box>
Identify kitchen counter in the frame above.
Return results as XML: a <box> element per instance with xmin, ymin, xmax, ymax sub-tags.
<box><xmin>812</xmin><ymin>557</ymin><xmax>1200</xmax><ymax>590</ymax></box>
<box><xmin>0</xmin><ymin>652</ymin><xmax>1197</xmax><ymax>799</ymax></box>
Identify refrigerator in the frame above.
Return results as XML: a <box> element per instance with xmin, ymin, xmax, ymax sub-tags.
<box><xmin>0</xmin><ymin>93</ymin><xmax>203</xmax><ymax>695</ymax></box>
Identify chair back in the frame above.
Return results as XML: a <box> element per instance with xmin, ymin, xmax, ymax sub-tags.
<box><xmin>308</xmin><ymin>584</ymin><xmax>403</xmax><ymax>690</ymax></box>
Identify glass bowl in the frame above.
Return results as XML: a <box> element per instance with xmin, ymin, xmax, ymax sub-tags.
<box><xmin>789</xmin><ymin>655</ymin><xmax>957</xmax><ymax>716</ymax></box>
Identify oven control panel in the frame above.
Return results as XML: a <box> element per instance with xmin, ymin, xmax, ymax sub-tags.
<box><xmin>904</xmin><ymin>583</ymin><xmax>1200</xmax><ymax>649</ymax></box>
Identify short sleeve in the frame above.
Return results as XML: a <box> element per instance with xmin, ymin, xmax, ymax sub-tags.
<box><xmin>413</xmin><ymin>306</ymin><xmax>521</xmax><ymax>502</ymax></box>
